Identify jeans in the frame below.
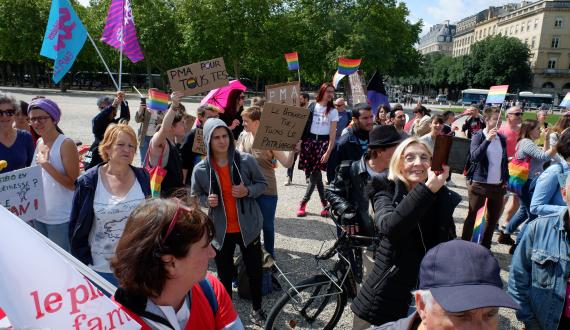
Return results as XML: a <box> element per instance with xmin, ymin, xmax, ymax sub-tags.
<box><xmin>302</xmin><ymin>171</ymin><xmax>326</xmax><ymax>204</ymax></box>
<box><xmin>215</xmin><ymin>233</ymin><xmax>263</xmax><ymax>311</ymax></box>
<box><xmin>504</xmin><ymin>177</ymin><xmax>538</xmax><ymax>244</ymax></box>
<box><xmin>33</xmin><ymin>221</ymin><xmax>70</xmax><ymax>252</ymax></box>
<box><xmin>287</xmin><ymin>154</ymin><xmax>298</xmax><ymax>179</ymax></box>
<box><xmin>256</xmin><ymin>195</ymin><xmax>278</xmax><ymax>258</ymax></box>
<box><xmin>139</xmin><ymin>135</ymin><xmax>152</xmax><ymax>166</ymax></box>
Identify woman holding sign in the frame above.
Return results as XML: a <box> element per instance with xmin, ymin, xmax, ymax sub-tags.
<box><xmin>0</xmin><ymin>93</ymin><xmax>34</xmax><ymax>174</ymax></box>
<box><xmin>237</xmin><ymin>106</ymin><xmax>298</xmax><ymax>257</ymax></box>
<box><xmin>297</xmin><ymin>82</ymin><xmax>339</xmax><ymax>217</ymax></box>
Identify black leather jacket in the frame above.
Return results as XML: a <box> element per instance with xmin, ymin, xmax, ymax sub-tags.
<box><xmin>325</xmin><ymin>157</ymin><xmax>380</xmax><ymax>237</ymax></box>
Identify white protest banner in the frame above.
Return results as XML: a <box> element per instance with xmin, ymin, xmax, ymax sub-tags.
<box><xmin>265</xmin><ymin>82</ymin><xmax>301</xmax><ymax>106</ymax></box>
<box><xmin>0</xmin><ymin>206</ymin><xmax>141</xmax><ymax>329</ymax></box>
<box><xmin>168</xmin><ymin>57</ymin><xmax>229</xmax><ymax>95</ymax></box>
<box><xmin>252</xmin><ymin>102</ymin><xmax>310</xmax><ymax>151</ymax></box>
<box><xmin>348</xmin><ymin>71</ymin><xmax>367</xmax><ymax>105</ymax></box>
<box><xmin>0</xmin><ymin>166</ymin><xmax>45</xmax><ymax>221</ymax></box>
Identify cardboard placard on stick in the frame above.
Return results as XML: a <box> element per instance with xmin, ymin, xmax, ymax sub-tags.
<box><xmin>192</xmin><ymin>128</ymin><xmax>207</xmax><ymax>155</ymax></box>
<box><xmin>347</xmin><ymin>71</ymin><xmax>367</xmax><ymax>106</ymax></box>
<box><xmin>167</xmin><ymin>57</ymin><xmax>229</xmax><ymax>95</ymax></box>
<box><xmin>252</xmin><ymin>102</ymin><xmax>310</xmax><ymax>151</ymax></box>
<box><xmin>0</xmin><ymin>166</ymin><xmax>45</xmax><ymax>221</ymax></box>
<box><xmin>265</xmin><ymin>82</ymin><xmax>301</xmax><ymax>106</ymax></box>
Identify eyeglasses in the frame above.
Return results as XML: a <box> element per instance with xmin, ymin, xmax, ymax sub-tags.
<box><xmin>28</xmin><ymin>116</ymin><xmax>51</xmax><ymax>124</ymax></box>
<box><xmin>0</xmin><ymin>110</ymin><xmax>15</xmax><ymax>117</ymax></box>
<box><xmin>403</xmin><ymin>153</ymin><xmax>431</xmax><ymax>164</ymax></box>
<box><xmin>508</xmin><ymin>113</ymin><xmax>522</xmax><ymax>116</ymax></box>
<box><xmin>161</xmin><ymin>198</ymin><xmax>193</xmax><ymax>244</ymax></box>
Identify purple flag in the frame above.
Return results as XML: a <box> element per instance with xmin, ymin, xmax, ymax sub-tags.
<box><xmin>101</xmin><ymin>0</ymin><xmax>144</xmax><ymax>63</ymax></box>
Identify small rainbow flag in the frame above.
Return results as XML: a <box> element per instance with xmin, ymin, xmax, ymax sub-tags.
<box><xmin>338</xmin><ymin>58</ymin><xmax>362</xmax><ymax>75</ymax></box>
<box><xmin>285</xmin><ymin>52</ymin><xmax>299</xmax><ymax>71</ymax></box>
<box><xmin>148</xmin><ymin>90</ymin><xmax>170</xmax><ymax>111</ymax></box>
<box><xmin>485</xmin><ymin>85</ymin><xmax>509</xmax><ymax>104</ymax></box>
<box><xmin>560</xmin><ymin>92</ymin><xmax>570</xmax><ymax>108</ymax></box>
<box><xmin>472</xmin><ymin>199</ymin><xmax>488</xmax><ymax>244</ymax></box>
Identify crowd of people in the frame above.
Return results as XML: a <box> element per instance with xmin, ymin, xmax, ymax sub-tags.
<box><xmin>1</xmin><ymin>85</ymin><xmax>570</xmax><ymax>329</ymax></box>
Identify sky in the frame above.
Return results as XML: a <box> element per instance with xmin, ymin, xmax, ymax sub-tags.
<box><xmin>77</xmin><ymin>0</ymin><xmax>524</xmax><ymax>37</ymax></box>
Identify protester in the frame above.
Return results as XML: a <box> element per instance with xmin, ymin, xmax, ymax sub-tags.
<box><xmin>326</xmin><ymin>125</ymin><xmax>403</xmax><ymax>276</ymax></box>
<box><xmin>501</xmin><ymin>119</ymin><xmax>557</xmax><ymax>254</ymax></box>
<box><xmin>0</xmin><ymin>93</ymin><xmax>34</xmax><ymax>173</ymax></box>
<box><xmin>389</xmin><ymin>106</ymin><xmax>409</xmax><ymax>139</ymax></box>
<box><xmin>147</xmin><ymin>92</ymin><xmax>186</xmax><ymax>197</ymax></box>
<box><xmin>237</xmin><ymin>106</ymin><xmax>296</xmax><ymax>258</ymax></box>
<box><xmin>219</xmin><ymin>89</ymin><xmax>245</xmax><ymax>139</ymax></box>
<box><xmin>285</xmin><ymin>93</ymin><xmax>310</xmax><ymax>186</ymax></box>
<box><xmin>327</xmin><ymin>103</ymin><xmax>374</xmax><ymax>183</ymax></box>
<box><xmin>86</xmin><ymin>92</ymin><xmax>130</xmax><ymax>170</ymax></box>
<box><xmin>251</xmin><ymin>96</ymin><xmax>265</xmax><ymax>107</ymax></box>
<box><xmin>69</xmin><ymin>124</ymin><xmax>150</xmax><ymax>286</ymax></box>
<box><xmin>529</xmin><ymin>129</ymin><xmax>570</xmax><ymax>217</ymax></box>
<box><xmin>297</xmin><ymin>82</ymin><xmax>338</xmax><ymax>217</ymax></box>
<box><xmin>461</xmin><ymin>108</ymin><xmax>509</xmax><ymax>248</ymax></box>
<box><xmin>419</xmin><ymin>115</ymin><xmax>444</xmax><ymax>153</ymax></box>
<box><xmin>508</xmin><ymin>174</ymin><xmax>570</xmax><ymax>330</ymax></box>
<box><xmin>374</xmin><ymin>104</ymin><xmax>389</xmax><ymax>126</ymax></box>
<box><xmin>181</xmin><ymin>104</ymin><xmax>220</xmax><ymax>186</ymax></box>
<box><xmin>135</xmin><ymin>89</ymin><xmax>165</xmax><ymax>165</ymax></box>
<box><xmin>29</xmin><ymin>98</ymin><xmax>79</xmax><ymax>251</ymax></box>
<box><xmin>335</xmin><ymin>97</ymin><xmax>351</xmax><ymax>138</ymax></box>
<box><xmin>461</xmin><ymin>106</ymin><xmax>485</xmax><ymax>139</ymax></box>
<box><xmin>374</xmin><ymin>240</ymin><xmax>519</xmax><ymax>330</ymax></box>
<box><xmin>409</xmin><ymin>105</ymin><xmax>431</xmax><ymax>137</ymax></box>
<box><xmin>351</xmin><ymin>137</ymin><xmax>460</xmax><ymax>328</ymax></box>
<box><xmin>112</xmin><ymin>197</ymin><xmax>244</xmax><ymax>329</ymax></box>
<box><xmin>549</xmin><ymin>113</ymin><xmax>570</xmax><ymax>146</ymax></box>
<box><xmin>191</xmin><ymin>118</ymin><xmax>268</xmax><ymax>325</ymax></box>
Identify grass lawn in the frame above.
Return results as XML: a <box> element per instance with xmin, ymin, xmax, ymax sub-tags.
<box><xmin>441</xmin><ymin>107</ymin><xmax>561</xmax><ymax>125</ymax></box>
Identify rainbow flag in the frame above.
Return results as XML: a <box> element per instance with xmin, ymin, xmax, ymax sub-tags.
<box><xmin>285</xmin><ymin>52</ymin><xmax>299</xmax><ymax>71</ymax></box>
<box><xmin>338</xmin><ymin>58</ymin><xmax>362</xmax><ymax>75</ymax></box>
<box><xmin>148</xmin><ymin>90</ymin><xmax>170</xmax><ymax>111</ymax></box>
<box><xmin>472</xmin><ymin>199</ymin><xmax>488</xmax><ymax>244</ymax></box>
<box><xmin>485</xmin><ymin>85</ymin><xmax>509</xmax><ymax>104</ymax></box>
<box><xmin>560</xmin><ymin>92</ymin><xmax>570</xmax><ymax>108</ymax></box>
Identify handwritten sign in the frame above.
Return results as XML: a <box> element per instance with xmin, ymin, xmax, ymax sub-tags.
<box><xmin>265</xmin><ymin>82</ymin><xmax>300</xmax><ymax>106</ymax></box>
<box><xmin>192</xmin><ymin>128</ymin><xmax>207</xmax><ymax>155</ymax></box>
<box><xmin>167</xmin><ymin>57</ymin><xmax>229</xmax><ymax>95</ymax></box>
<box><xmin>252</xmin><ymin>102</ymin><xmax>310</xmax><ymax>151</ymax></box>
<box><xmin>0</xmin><ymin>166</ymin><xmax>45</xmax><ymax>221</ymax></box>
<box><xmin>347</xmin><ymin>72</ymin><xmax>367</xmax><ymax>106</ymax></box>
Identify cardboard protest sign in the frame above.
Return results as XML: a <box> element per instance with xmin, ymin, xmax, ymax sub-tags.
<box><xmin>168</xmin><ymin>57</ymin><xmax>229</xmax><ymax>95</ymax></box>
<box><xmin>185</xmin><ymin>114</ymin><xmax>197</xmax><ymax>131</ymax></box>
<box><xmin>0</xmin><ymin>166</ymin><xmax>45</xmax><ymax>221</ymax></box>
<box><xmin>252</xmin><ymin>102</ymin><xmax>310</xmax><ymax>151</ymax></box>
<box><xmin>265</xmin><ymin>82</ymin><xmax>301</xmax><ymax>106</ymax></box>
<box><xmin>347</xmin><ymin>72</ymin><xmax>367</xmax><ymax>105</ymax></box>
<box><xmin>192</xmin><ymin>128</ymin><xmax>207</xmax><ymax>155</ymax></box>
<box><xmin>0</xmin><ymin>206</ymin><xmax>141</xmax><ymax>329</ymax></box>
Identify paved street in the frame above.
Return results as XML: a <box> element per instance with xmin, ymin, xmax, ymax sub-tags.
<box><xmin>2</xmin><ymin>87</ymin><xmax>523</xmax><ymax>329</ymax></box>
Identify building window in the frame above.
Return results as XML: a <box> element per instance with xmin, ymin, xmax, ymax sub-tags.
<box><xmin>534</xmin><ymin>18</ymin><xmax>539</xmax><ymax>29</ymax></box>
<box><xmin>554</xmin><ymin>17</ymin><xmax>563</xmax><ymax>28</ymax></box>
<box><xmin>515</xmin><ymin>24</ymin><xmax>519</xmax><ymax>33</ymax></box>
<box><xmin>525</xmin><ymin>38</ymin><xmax>528</xmax><ymax>45</ymax></box>
<box><xmin>510</xmin><ymin>26</ymin><xmax>513</xmax><ymax>34</ymax></box>
<box><xmin>531</xmin><ymin>36</ymin><xmax>536</xmax><ymax>48</ymax></box>
<box><xmin>552</xmin><ymin>36</ymin><xmax>560</xmax><ymax>48</ymax></box>
<box><xmin>548</xmin><ymin>59</ymin><xmax>557</xmax><ymax>69</ymax></box>
<box><xmin>527</xmin><ymin>21</ymin><xmax>531</xmax><ymax>30</ymax></box>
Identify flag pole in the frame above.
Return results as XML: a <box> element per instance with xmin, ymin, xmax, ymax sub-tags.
<box><xmin>86</xmin><ymin>32</ymin><xmax>119</xmax><ymax>91</ymax></box>
<box><xmin>297</xmin><ymin>67</ymin><xmax>301</xmax><ymax>87</ymax></box>
<box><xmin>118</xmin><ymin>44</ymin><xmax>123</xmax><ymax>91</ymax></box>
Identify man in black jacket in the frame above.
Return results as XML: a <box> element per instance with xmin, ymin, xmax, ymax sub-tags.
<box><xmin>327</xmin><ymin>103</ymin><xmax>374</xmax><ymax>182</ymax></box>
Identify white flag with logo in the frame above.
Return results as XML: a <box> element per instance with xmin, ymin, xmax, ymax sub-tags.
<box><xmin>0</xmin><ymin>206</ymin><xmax>141</xmax><ymax>329</ymax></box>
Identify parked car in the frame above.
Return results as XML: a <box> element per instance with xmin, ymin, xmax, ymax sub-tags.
<box><xmin>436</xmin><ymin>94</ymin><xmax>448</xmax><ymax>103</ymax></box>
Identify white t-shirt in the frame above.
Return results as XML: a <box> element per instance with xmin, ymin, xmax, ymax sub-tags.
<box><xmin>310</xmin><ymin>103</ymin><xmax>339</xmax><ymax>135</ymax></box>
<box><xmin>89</xmin><ymin>168</ymin><xmax>145</xmax><ymax>273</ymax></box>
<box><xmin>157</xmin><ymin>298</ymin><xmax>190</xmax><ymax>330</ymax></box>
<box><xmin>482</xmin><ymin>129</ymin><xmax>503</xmax><ymax>185</ymax></box>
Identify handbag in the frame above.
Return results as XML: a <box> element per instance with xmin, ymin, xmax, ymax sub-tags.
<box><xmin>507</xmin><ymin>153</ymin><xmax>530</xmax><ymax>196</ymax></box>
<box><xmin>144</xmin><ymin>144</ymin><xmax>167</xmax><ymax>198</ymax></box>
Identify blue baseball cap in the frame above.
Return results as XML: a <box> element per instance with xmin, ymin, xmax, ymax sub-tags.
<box><xmin>419</xmin><ymin>239</ymin><xmax>520</xmax><ymax>312</ymax></box>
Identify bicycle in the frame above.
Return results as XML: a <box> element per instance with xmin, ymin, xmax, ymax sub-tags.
<box><xmin>264</xmin><ymin>210</ymin><xmax>379</xmax><ymax>329</ymax></box>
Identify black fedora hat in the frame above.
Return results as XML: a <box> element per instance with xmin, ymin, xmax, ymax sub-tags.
<box><xmin>368</xmin><ymin>125</ymin><xmax>404</xmax><ymax>148</ymax></box>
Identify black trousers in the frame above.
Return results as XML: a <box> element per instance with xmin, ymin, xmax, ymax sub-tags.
<box><xmin>215</xmin><ymin>233</ymin><xmax>263</xmax><ymax>310</ymax></box>
<box><xmin>461</xmin><ymin>181</ymin><xmax>505</xmax><ymax>248</ymax></box>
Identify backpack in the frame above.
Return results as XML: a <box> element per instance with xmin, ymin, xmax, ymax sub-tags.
<box><xmin>301</xmin><ymin>102</ymin><xmax>317</xmax><ymax>140</ymax></box>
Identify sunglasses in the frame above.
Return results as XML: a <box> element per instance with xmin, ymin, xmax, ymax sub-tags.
<box><xmin>161</xmin><ymin>198</ymin><xmax>194</xmax><ymax>244</ymax></box>
<box><xmin>28</xmin><ymin>116</ymin><xmax>52</xmax><ymax>124</ymax></box>
<box><xmin>0</xmin><ymin>109</ymin><xmax>16</xmax><ymax>117</ymax></box>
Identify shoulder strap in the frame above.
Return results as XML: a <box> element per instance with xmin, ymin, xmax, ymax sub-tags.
<box><xmin>199</xmin><ymin>277</ymin><xmax>218</xmax><ymax>315</ymax></box>
<box><xmin>145</xmin><ymin>143</ymin><xmax>166</xmax><ymax>169</ymax></box>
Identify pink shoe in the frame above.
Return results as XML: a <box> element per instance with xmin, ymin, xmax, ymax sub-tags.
<box><xmin>320</xmin><ymin>202</ymin><xmax>329</xmax><ymax>217</ymax></box>
<box><xmin>297</xmin><ymin>202</ymin><xmax>307</xmax><ymax>217</ymax></box>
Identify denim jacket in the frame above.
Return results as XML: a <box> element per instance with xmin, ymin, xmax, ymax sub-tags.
<box><xmin>530</xmin><ymin>161</ymin><xmax>569</xmax><ymax>217</ymax></box>
<box><xmin>508</xmin><ymin>209</ymin><xmax>570</xmax><ymax>330</ymax></box>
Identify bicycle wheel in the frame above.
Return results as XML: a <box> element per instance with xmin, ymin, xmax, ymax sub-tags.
<box><xmin>264</xmin><ymin>275</ymin><xmax>347</xmax><ymax>330</ymax></box>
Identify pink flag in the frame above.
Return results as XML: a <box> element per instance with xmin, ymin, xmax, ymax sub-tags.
<box><xmin>101</xmin><ymin>0</ymin><xmax>144</xmax><ymax>63</ymax></box>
